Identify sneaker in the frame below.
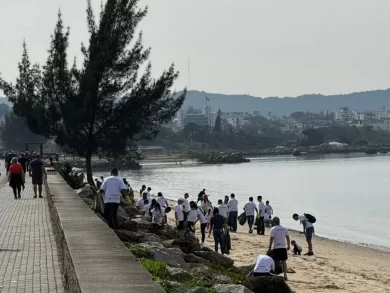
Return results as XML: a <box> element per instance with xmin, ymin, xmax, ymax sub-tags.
<box><xmin>39</xmin><ymin>195</ymin><xmax>43</xmax><ymax>198</ymax></box>
<box><xmin>34</xmin><ymin>195</ymin><xmax>37</xmax><ymax>199</ymax></box>
<box><xmin>304</xmin><ymin>252</ymin><xmax>314</xmax><ymax>256</ymax></box>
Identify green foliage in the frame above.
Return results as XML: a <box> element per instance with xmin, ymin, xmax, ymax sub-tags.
<box><xmin>157</xmin><ymin>280</ymin><xmax>180</xmax><ymax>293</ymax></box>
<box><xmin>214</xmin><ymin>109</ymin><xmax>222</xmax><ymax>132</ymax></box>
<box><xmin>139</xmin><ymin>259</ymin><xmax>171</xmax><ymax>280</ymax></box>
<box><xmin>0</xmin><ymin>111</ymin><xmax>44</xmax><ymax>150</ymax></box>
<box><xmin>130</xmin><ymin>247</ymin><xmax>154</xmax><ymax>259</ymax></box>
<box><xmin>57</xmin><ymin>162</ymin><xmax>84</xmax><ymax>189</ymax></box>
<box><xmin>209</xmin><ymin>263</ymin><xmax>248</xmax><ymax>285</ymax></box>
<box><xmin>0</xmin><ymin>1</ymin><xmax>185</xmax><ymax>184</ymax></box>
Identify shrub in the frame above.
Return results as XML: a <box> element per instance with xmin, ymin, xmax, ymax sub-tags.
<box><xmin>139</xmin><ymin>259</ymin><xmax>171</xmax><ymax>280</ymax></box>
<box><xmin>209</xmin><ymin>263</ymin><xmax>248</xmax><ymax>285</ymax></box>
<box><xmin>56</xmin><ymin>162</ymin><xmax>84</xmax><ymax>189</ymax></box>
<box><xmin>130</xmin><ymin>247</ymin><xmax>154</xmax><ymax>259</ymax></box>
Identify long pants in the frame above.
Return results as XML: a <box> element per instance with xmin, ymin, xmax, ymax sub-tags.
<box><xmin>229</xmin><ymin>211</ymin><xmax>238</xmax><ymax>232</ymax></box>
<box><xmin>213</xmin><ymin>229</ymin><xmax>224</xmax><ymax>253</ymax></box>
<box><xmin>12</xmin><ymin>185</ymin><xmax>21</xmax><ymax>198</ymax></box>
<box><xmin>104</xmin><ymin>203</ymin><xmax>119</xmax><ymax>229</ymax></box>
<box><xmin>200</xmin><ymin>223</ymin><xmax>207</xmax><ymax>243</ymax></box>
<box><xmin>257</xmin><ymin>216</ymin><xmax>265</xmax><ymax>235</ymax></box>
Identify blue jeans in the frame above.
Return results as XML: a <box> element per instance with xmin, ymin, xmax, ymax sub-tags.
<box><xmin>229</xmin><ymin>211</ymin><xmax>238</xmax><ymax>232</ymax></box>
<box><xmin>213</xmin><ymin>230</ymin><xmax>224</xmax><ymax>253</ymax></box>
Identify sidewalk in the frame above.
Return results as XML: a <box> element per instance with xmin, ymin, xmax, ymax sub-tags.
<box><xmin>0</xmin><ymin>172</ymin><xmax>64</xmax><ymax>293</ymax></box>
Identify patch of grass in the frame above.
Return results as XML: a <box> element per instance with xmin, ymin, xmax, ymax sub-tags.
<box><xmin>130</xmin><ymin>247</ymin><xmax>154</xmax><ymax>259</ymax></box>
<box><xmin>139</xmin><ymin>258</ymin><xmax>171</xmax><ymax>280</ymax></box>
<box><xmin>158</xmin><ymin>280</ymin><xmax>180</xmax><ymax>293</ymax></box>
<box><xmin>209</xmin><ymin>263</ymin><xmax>248</xmax><ymax>285</ymax></box>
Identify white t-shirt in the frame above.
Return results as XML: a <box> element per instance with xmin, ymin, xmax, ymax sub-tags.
<box><xmin>270</xmin><ymin>225</ymin><xmax>289</xmax><ymax>249</ymax></box>
<box><xmin>299</xmin><ymin>215</ymin><xmax>313</xmax><ymax>228</ymax></box>
<box><xmin>146</xmin><ymin>191</ymin><xmax>152</xmax><ymax>200</ymax></box>
<box><xmin>136</xmin><ymin>198</ymin><xmax>147</xmax><ymax>210</ymax></box>
<box><xmin>295</xmin><ymin>243</ymin><xmax>303</xmax><ymax>251</ymax></box>
<box><xmin>157</xmin><ymin>196</ymin><xmax>167</xmax><ymax>208</ymax></box>
<box><xmin>253</xmin><ymin>255</ymin><xmax>275</xmax><ymax>273</ymax></box>
<box><xmin>264</xmin><ymin>212</ymin><xmax>269</xmax><ymax>221</ymax></box>
<box><xmin>258</xmin><ymin>201</ymin><xmax>265</xmax><ymax>216</ymax></box>
<box><xmin>265</xmin><ymin>204</ymin><xmax>273</xmax><ymax>217</ymax></box>
<box><xmin>101</xmin><ymin>176</ymin><xmax>127</xmax><ymax>203</ymax></box>
<box><xmin>244</xmin><ymin>202</ymin><xmax>257</xmax><ymax>216</ymax></box>
<box><xmin>197</xmin><ymin>209</ymin><xmax>207</xmax><ymax>224</ymax></box>
<box><xmin>174</xmin><ymin>204</ymin><xmax>184</xmax><ymax>221</ymax></box>
<box><xmin>152</xmin><ymin>208</ymin><xmax>163</xmax><ymax>224</ymax></box>
<box><xmin>143</xmin><ymin>203</ymin><xmax>151</xmax><ymax>215</ymax></box>
<box><xmin>188</xmin><ymin>209</ymin><xmax>198</xmax><ymax>222</ymax></box>
<box><xmin>217</xmin><ymin>204</ymin><xmax>228</xmax><ymax>218</ymax></box>
<box><xmin>183</xmin><ymin>198</ymin><xmax>190</xmax><ymax>212</ymax></box>
<box><xmin>228</xmin><ymin>199</ymin><xmax>238</xmax><ymax>212</ymax></box>
<box><xmin>206</xmin><ymin>212</ymin><xmax>212</xmax><ymax>223</ymax></box>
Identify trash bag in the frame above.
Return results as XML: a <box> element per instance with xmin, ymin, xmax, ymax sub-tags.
<box><xmin>92</xmin><ymin>191</ymin><xmax>105</xmax><ymax>215</ymax></box>
<box><xmin>223</xmin><ymin>228</ymin><xmax>231</xmax><ymax>254</ymax></box>
<box><xmin>238</xmin><ymin>212</ymin><xmax>246</xmax><ymax>226</ymax></box>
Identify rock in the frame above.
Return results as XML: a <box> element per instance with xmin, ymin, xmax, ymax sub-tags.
<box><xmin>247</xmin><ymin>276</ymin><xmax>293</xmax><ymax>293</ymax></box>
<box><xmin>76</xmin><ymin>185</ymin><xmax>95</xmax><ymax>199</ymax></box>
<box><xmin>162</xmin><ymin>239</ymin><xmax>174</xmax><ymax>248</ymax></box>
<box><xmin>117</xmin><ymin>206</ymin><xmax>130</xmax><ymax>224</ymax></box>
<box><xmin>183</xmin><ymin>254</ymin><xmax>210</xmax><ymax>265</ymax></box>
<box><xmin>172</xmin><ymin>238</ymin><xmax>201</xmax><ymax>254</ymax></box>
<box><xmin>124</xmin><ymin>206</ymin><xmax>142</xmax><ymax>218</ymax></box>
<box><xmin>120</xmin><ymin>219</ymin><xmax>138</xmax><ymax>232</ymax></box>
<box><xmin>193</xmin><ymin>251</ymin><xmax>234</xmax><ymax>268</ymax></box>
<box><xmin>168</xmin><ymin>282</ymin><xmax>192</xmax><ymax>293</ymax></box>
<box><xmin>137</xmin><ymin>231</ymin><xmax>161</xmax><ymax>243</ymax></box>
<box><xmin>213</xmin><ymin>284</ymin><xmax>253</xmax><ymax>293</ymax></box>
<box><xmin>190</xmin><ymin>266</ymin><xmax>232</xmax><ymax>284</ymax></box>
<box><xmin>154</xmin><ymin>248</ymin><xmax>189</xmax><ymax>269</ymax></box>
<box><xmin>213</xmin><ymin>275</ymin><xmax>233</xmax><ymax>284</ymax></box>
<box><xmin>132</xmin><ymin>217</ymin><xmax>154</xmax><ymax>230</ymax></box>
<box><xmin>115</xmin><ymin>230</ymin><xmax>143</xmax><ymax>243</ymax></box>
<box><xmin>158</xmin><ymin>225</ymin><xmax>180</xmax><ymax>239</ymax></box>
<box><xmin>82</xmin><ymin>197</ymin><xmax>93</xmax><ymax>206</ymax></box>
<box><xmin>167</xmin><ymin>267</ymin><xmax>193</xmax><ymax>281</ymax></box>
<box><xmin>133</xmin><ymin>242</ymin><xmax>165</xmax><ymax>250</ymax></box>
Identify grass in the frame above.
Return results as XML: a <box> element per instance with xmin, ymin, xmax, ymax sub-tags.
<box><xmin>209</xmin><ymin>263</ymin><xmax>248</xmax><ymax>285</ymax></box>
<box><xmin>130</xmin><ymin>247</ymin><xmax>154</xmax><ymax>259</ymax></box>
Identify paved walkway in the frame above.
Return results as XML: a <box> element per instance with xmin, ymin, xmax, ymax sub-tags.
<box><xmin>0</xmin><ymin>172</ymin><xmax>64</xmax><ymax>293</ymax></box>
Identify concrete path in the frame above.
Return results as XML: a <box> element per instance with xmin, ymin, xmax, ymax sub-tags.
<box><xmin>0</xmin><ymin>171</ymin><xmax>64</xmax><ymax>293</ymax></box>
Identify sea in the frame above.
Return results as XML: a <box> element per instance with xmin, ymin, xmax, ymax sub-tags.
<box><xmin>96</xmin><ymin>153</ymin><xmax>390</xmax><ymax>251</ymax></box>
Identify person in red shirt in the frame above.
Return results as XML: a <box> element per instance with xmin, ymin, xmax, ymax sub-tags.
<box><xmin>8</xmin><ymin>157</ymin><xmax>25</xmax><ymax>199</ymax></box>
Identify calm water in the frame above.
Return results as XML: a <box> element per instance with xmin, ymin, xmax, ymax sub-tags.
<box><xmin>97</xmin><ymin>154</ymin><xmax>390</xmax><ymax>250</ymax></box>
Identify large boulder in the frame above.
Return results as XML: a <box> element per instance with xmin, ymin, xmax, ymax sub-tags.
<box><xmin>115</xmin><ymin>230</ymin><xmax>143</xmax><ymax>243</ymax></box>
<box><xmin>167</xmin><ymin>267</ymin><xmax>193</xmax><ymax>281</ymax></box>
<box><xmin>190</xmin><ymin>266</ymin><xmax>232</xmax><ymax>284</ymax></box>
<box><xmin>170</xmin><ymin>229</ymin><xmax>201</xmax><ymax>253</ymax></box>
<box><xmin>247</xmin><ymin>276</ymin><xmax>293</xmax><ymax>293</ymax></box>
<box><xmin>133</xmin><ymin>242</ymin><xmax>165</xmax><ymax>250</ymax></box>
<box><xmin>193</xmin><ymin>251</ymin><xmax>234</xmax><ymax>268</ymax></box>
<box><xmin>213</xmin><ymin>284</ymin><xmax>253</xmax><ymax>293</ymax></box>
<box><xmin>137</xmin><ymin>231</ymin><xmax>162</xmax><ymax>243</ymax></box>
<box><xmin>124</xmin><ymin>206</ymin><xmax>142</xmax><ymax>218</ymax></box>
<box><xmin>117</xmin><ymin>206</ymin><xmax>130</xmax><ymax>224</ymax></box>
<box><xmin>132</xmin><ymin>217</ymin><xmax>154</xmax><ymax>230</ymax></box>
<box><xmin>183</xmin><ymin>254</ymin><xmax>210</xmax><ymax>265</ymax></box>
<box><xmin>120</xmin><ymin>219</ymin><xmax>138</xmax><ymax>232</ymax></box>
<box><xmin>76</xmin><ymin>185</ymin><xmax>95</xmax><ymax>199</ymax></box>
<box><xmin>153</xmin><ymin>248</ymin><xmax>189</xmax><ymax>269</ymax></box>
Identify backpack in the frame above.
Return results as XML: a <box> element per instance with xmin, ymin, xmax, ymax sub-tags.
<box><xmin>304</xmin><ymin>213</ymin><xmax>316</xmax><ymax>224</ymax></box>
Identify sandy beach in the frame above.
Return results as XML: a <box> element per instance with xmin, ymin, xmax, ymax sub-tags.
<box><xmin>157</xmin><ymin>198</ymin><xmax>390</xmax><ymax>293</ymax></box>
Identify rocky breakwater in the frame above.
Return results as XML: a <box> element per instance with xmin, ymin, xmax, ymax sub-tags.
<box><xmin>195</xmin><ymin>152</ymin><xmax>250</xmax><ymax>165</ymax></box>
<box><xmin>75</xmin><ymin>185</ymin><xmax>292</xmax><ymax>293</ymax></box>
<box><xmin>61</xmin><ymin>159</ymin><xmax>142</xmax><ymax>170</ymax></box>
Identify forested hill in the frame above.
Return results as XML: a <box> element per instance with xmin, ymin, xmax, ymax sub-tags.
<box><xmin>183</xmin><ymin>89</ymin><xmax>390</xmax><ymax>115</ymax></box>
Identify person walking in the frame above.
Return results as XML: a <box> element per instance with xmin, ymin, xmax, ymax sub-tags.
<box><xmin>187</xmin><ymin>201</ymin><xmax>198</xmax><ymax>232</ymax></box>
<box><xmin>216</xmin><ymin>199</ymin><xmax>228</xmax><ymax>225</ymax></box>
<box><xmin>29</xmin><ymin>154</ymin><xmax>46</xmax><ymax>198</ymax></box>
<box><xmin>293</xmin><ymin>213</ymin><xmax>315</xmax><ymax>256</ymax></box>
<box><xmin>244</xmin><ymin>197</ymin><xmax>258</xmax><ymax>234</ymax></box>
<box><xmin>268</xmin><ymin>217</ymin><xmax>290</xmax><ymax>281</ymax></box>
<box><xmin>175</xmin><ymin>199</ymin><xmax>185</xmax><ymax>230</ymax></box>
<box><xmin>257</xmin><ymin>195</ymin><xmax>265</xmax><ymax>235</ymax></box>
<box><xmin>8</xmin><ymin>157</ymin><xmax>25</xmax><ymax>199</ymax></box>
<box><xmin>18</xmin><ymin>153</ymin><xmax>28</xmax><ymax>174</ymax></box>
<box><xmin>228</xmin><ymin>193</ymin><xmax>238</xmax><ymax>232</ymax></box>
<box><xmin>208</xmin><ymin>207</ymin><xmax>225</xmax><ymax>254</ymax></box>
<box><xmin>194</xmin><ymin>205</ymin><xmax>208</xmax><ymax>246</ymax></box>
<box><xmin>157</xmin><ymin>192</ymin><xmax>169</xmax><ymax>223</ymax></box>
<box><xmin>183</xmin><ymin>193</ymin><xmax>190</xmax><ymax>221</ymax></box>
<box><xmin>100</xmin><ymin>168</ymin><xmax>128</xmax><ymax>229</ymax></box>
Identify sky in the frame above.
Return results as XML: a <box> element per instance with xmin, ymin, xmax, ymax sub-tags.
<box><xmin>1</xmin><ymin>0</ymin><xmax>390</xmax><ymax>97</ymax></box>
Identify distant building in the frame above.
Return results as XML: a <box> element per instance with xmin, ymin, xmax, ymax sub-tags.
<box><xmin>184</xmin><ymin>113</ymin><xmax>208</xmax><ymax>126</ymax></box>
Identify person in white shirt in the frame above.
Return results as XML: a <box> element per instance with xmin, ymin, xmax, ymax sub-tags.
<box><xmin>187</xmin><ymin>201</ymin><xmax>199</xmax><ymax>232</ymax></box>
<box><xmin>100</xmin><ymin>168</ymin><xmax>128</xmax><ymax>229</ymax></box>
<box><xmin>194</xmin><ymin>206</ymin><xmax>208</xmax><ymax>246</ymax></box>
<box><xmin>174</xmin><ymin>199</ymin><xmax>185</xmax><ymax>230</ymax></box>
<box><xmin>265</xmin><ymin>201</ymin><xmax>273</xmax><ymax>221</ymax></box>
<box><xmin>151</xmin><ymin>203</ymin><xmax>163</xmax><ymax>226</ymax></box>
<box><xmin>293</xmin><ymin>213</ymin><xmax>315</xmax><ymax>256</ymax></box>
<box><xmin>183</xmin><ymin>193</ymin><xmax>190</xmax><ymax>221</ymax></box>
<box><xmin>244</xmin><ymin>197</ymin><xmax>258</xmax><ymax>234</ymax></box>
<box><xmin>249</xmin><ymin>254</ymin><xmax>276</xmax><ymax>277</ymax></box>
<box><xmin>264</xmin><ymin>211</ymin><xmax>270</xmax><ymax>227</ymax></box>
<box><xmin>257</xmin><ymin>195</ymin><xmax>266</xmax><ymax>235</ymax></box>
<box><xmin>136</xmin><ymin>193</ymin><xmax>149</xmax><ymax>211</ymax></box>
<box><xmin>146</xmin><ymin>187</ymin><xmax>152</xmax><ymax>201</ymax></box>
<box><xmin>291</xmin><ymin>240</ymin><xmax>303</xmax><ymax>255</ymax></box>
<box><xmin>156</xmin><ymin>192</ymin><xmax>168</xmax><ymax>223</ymax></box>
<box><xmin>228</xmin><ymin>193</ymin><xmax>239</xmax><ymax>232</ymax></box>
<box><xmin>269</xmin><ymin>217</ymin><xmax>290</xmax><ymax>281</ymax></box>
<box><xmin>216</xmin><ymin>199</ymin><xmax>228</xmax><ymax>225</ymax></box>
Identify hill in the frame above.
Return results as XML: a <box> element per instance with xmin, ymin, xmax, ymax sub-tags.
<box><xmin>183</xmin><ymin>89</ymin><xmax>390</xmax><ymax>116</ymax></box>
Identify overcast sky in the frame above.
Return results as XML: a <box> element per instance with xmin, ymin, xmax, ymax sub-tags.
<box><xmin>1</xmin><ymin>0</ymin><xmax>390</xmax><ymax>97</ymax></box>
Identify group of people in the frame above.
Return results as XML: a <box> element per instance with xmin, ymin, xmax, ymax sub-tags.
<box><xmin>4</xmin><ymin>152</ymin><xmax>47</xmax><ymax>199</ymax></box>
<box><xmin>97</xmin><ymin>170</ymin><xmax>316</xmax><ymax>282</ymax></box>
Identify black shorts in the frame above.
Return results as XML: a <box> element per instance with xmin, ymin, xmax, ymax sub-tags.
<box><xmin>32</xmin><ymin>173</ymin><xmax>43</xmax><ymax>186</ymax></box>
<box><xmin>273</xmin><ymin>248</ymin><xmax>288</xmax><ymax>261</ymax></box>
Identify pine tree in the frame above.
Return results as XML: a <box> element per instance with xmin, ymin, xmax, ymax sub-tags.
<box><xmin>214</xmin><ymin>109</ymin><xmax>222</xmax><ymax>132</ymax></box>
<box><xmin>0</xmin><ymin>1</ymin><xmax>185</xmax><ymax>183</ymax></box>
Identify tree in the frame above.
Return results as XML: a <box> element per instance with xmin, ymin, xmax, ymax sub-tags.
<box><xmin>0</xmin><ymin>1</ymin><xmax>185</xmax><ymax>183</ymax></box>
<box><xmin>214</xmin><ymin>109</ymin><xmax>222</xmax><ymax>132</ymax></box>
<box><xmin>0</xmin><ymin>112</ymin><xmax>45</xmax><ymax>150</ymax></box>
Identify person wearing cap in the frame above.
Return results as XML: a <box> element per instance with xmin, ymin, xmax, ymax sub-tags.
<box><xmin>29</xmin><ymin>154</ymin><xmax>46</xmax><ymax>198</ymax></box>
<box><xmin>100</xmin><ymin>168</ymin><xmax>129</xmax><ymax>229</ymax></box>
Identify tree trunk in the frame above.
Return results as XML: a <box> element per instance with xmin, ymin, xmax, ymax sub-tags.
<box><xmin>85</xmin><ymin>152</ymin><xmax>94</xmax><ymax>185</ymax></box>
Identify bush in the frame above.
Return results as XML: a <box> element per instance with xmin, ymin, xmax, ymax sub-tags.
<box><xmin>139</xmin><ymin>259</ymin><xmax>171</xmax><ymax>280</ymax></box>
<box><xmin>56</xmin><ymin>162</ymin><xmax>84</xmax><ymax>189</ymax></box>
<box><xmin>209</xmin><ymin>263</ymin><xmax>248</xmax><ymax>285</ymax></box>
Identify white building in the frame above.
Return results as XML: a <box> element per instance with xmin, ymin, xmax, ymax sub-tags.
<box><xmin>334</xmin><ymin>107</ymin><xmax>359</xmax><ymax>121</ymax></box>
<box><xmin>375</xmin><ymin>108</ymin><xmax>390</xmax><ymax>120</ymax></box>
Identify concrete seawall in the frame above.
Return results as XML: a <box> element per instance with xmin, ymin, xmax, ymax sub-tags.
<box><xmin>45</xmin><ymin>171</ymin><xmax>164</xmax><ymax>293</ymax></box>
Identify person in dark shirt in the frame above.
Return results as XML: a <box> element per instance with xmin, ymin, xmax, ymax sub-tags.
<box><xmin>29</xmin><ymin>155</ymin><xmax>46</xmax><ymax>198</ymax></box>
<box><xmin>197</xmin><ymin>189</ymin><xmax>206</xmax><ymax>204</ymax></box>
<box><xmin>208</xmin><ymin>207</ymin><xmax>225</xmax><ymax>254</ymax></box>
<box><xmin>18</xmin><ymin>154</ymin><xmax>28</xmax><ymax>174</ymax></box>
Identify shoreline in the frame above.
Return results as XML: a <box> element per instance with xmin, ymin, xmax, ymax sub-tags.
<box><xmin>156</xmin><ymin>196</ymin><xmax>390</xmax><ymax>293</ymax></box>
